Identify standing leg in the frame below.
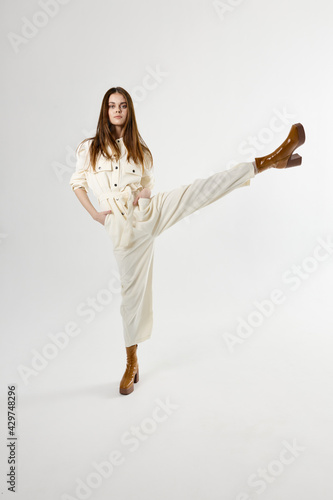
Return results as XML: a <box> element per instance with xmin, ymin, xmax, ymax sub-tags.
<box><xmin>110</xmin><ymin>232</ymin><xmax>155</xmax><ymax>395</ymax></box>
<box><xmin>113</xmin><ymin>232</ymin><xmax>155</xmax><ymax>348</ymax></box>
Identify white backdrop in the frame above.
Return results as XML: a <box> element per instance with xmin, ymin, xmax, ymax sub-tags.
<box><xmin>1</xmin><ymin>0</ymin><xmax>333</xmax><ymax>499</ymax></box>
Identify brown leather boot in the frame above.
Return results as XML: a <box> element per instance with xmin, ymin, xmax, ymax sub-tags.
<box><xmin>254</xmin><ymin>123</ymin><xmax>306</xmax><ymax>173</ymax></box>
<box><xmin>119</xmin><ymin>344</ymin><xmax>139</xmax><ymax>395</ymax></box>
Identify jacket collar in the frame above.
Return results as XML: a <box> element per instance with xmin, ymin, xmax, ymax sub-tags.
<box><xmin>106</xmin><ymin>137</ymin><xmax>125</xmax><ymax>157</ymax></box>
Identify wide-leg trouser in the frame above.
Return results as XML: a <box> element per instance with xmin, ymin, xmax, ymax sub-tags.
<box><xmin>104</xmin><ymin>161</ymin><xmax>256</xmax><ymax>347</ymax></box>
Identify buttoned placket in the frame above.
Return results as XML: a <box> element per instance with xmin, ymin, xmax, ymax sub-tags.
<box><xmin>97</xmin><ymin>138</ymin><xmax>137</xmax><ymax>248</ymax></box>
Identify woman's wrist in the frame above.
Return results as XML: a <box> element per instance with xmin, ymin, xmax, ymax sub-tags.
<box><xmin>91</xmin><ymin>209</ymin><xmax>99</xmax><ymax>220</ymax></box>
<box><xmin>141</xmin><ymin>187</ymin><xmax>151</xmax><ymax>197</ymax></box>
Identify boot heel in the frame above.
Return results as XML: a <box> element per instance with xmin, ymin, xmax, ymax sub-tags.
<box><xmin>286</xmin><ymin>153</ymin><xmax>302</xmax><ymax>168</ymax></box>
<box><xmin>134</xmin><ymin>367</ymin><xmax>139</xmax><ymax>383</ymax></box>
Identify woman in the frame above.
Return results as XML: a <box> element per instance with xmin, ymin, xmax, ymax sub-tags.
<box><xmin>70</xmin><ymin>86</ymin><xmax>306</xmax><ymax>396</ymax></box>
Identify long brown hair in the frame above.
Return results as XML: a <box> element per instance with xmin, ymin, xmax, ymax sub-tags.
<box><xmin>76</xmin><ymin>86</ymin><xmax>153</xmax><ymax>173</ymax></box>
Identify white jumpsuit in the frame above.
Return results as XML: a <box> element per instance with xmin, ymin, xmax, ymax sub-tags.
<box><xmin>70</xmin><ymin>137</ymin><xmax>256</xmax><ymax>347</ymax></box>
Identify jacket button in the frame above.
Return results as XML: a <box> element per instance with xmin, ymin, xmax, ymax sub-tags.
<box><xmin>114</xmin><ymin>183</ymin><xmax>117</xmax><ymax>186</ymax></box>
<box><xmin>115</xmin><ymin>166</ymin><xmax>118</xmax><ymax>169</ymax></box>
<box><xmin>98</xmin><ymin>166</ymin><xmax>101</xmax><ymax>169</ymax></box>
<box><xmin>121</xmin><ymin>212</ymin><xmax>124</xmax><ymax>215</ymax></box>
<box><xmin>132</xmin><ymin>169</ymin><xmax>135</xmax><ymax>172</ymax></box>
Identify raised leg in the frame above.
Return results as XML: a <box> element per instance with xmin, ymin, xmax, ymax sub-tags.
<box><xmin>151</xmin><ymin>161</ymin><xmax>255</xmax><ymax>238</ymax></box>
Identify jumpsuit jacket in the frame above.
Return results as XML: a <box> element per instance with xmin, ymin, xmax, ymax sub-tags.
<box><xmin>69</xmin><ymin>137</ymin><xmax>155</xmax><ymax>249</ymax></box>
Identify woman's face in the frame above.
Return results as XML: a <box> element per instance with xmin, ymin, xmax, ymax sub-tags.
<box><xmin>108</xmin><ymin>92</ymin><xmax>128</xmax><ymax>129</ymax></box>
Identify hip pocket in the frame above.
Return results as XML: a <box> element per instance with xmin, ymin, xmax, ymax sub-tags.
<box><xmin>104</xmin><ymin>213</ymin><xmax>113</xmax><ymax>227</ymax></box>
<box><xmin>135</xmin><ymin>197</ymin><xmax>152</xmax><ymax>224</ymax></box>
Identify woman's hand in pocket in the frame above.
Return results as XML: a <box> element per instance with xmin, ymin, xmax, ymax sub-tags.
<box><xmin>133</xmin><ymin>188</ymin><xmax>151</xmax><ymax>206</ymax></box>
<box><xmin>93</xmin><ymin>210</ymin><xmax>113</xmax><ymax>225</ymax></box>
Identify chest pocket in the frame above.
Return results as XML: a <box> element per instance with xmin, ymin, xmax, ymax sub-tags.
<box><xmin>92</xmin><ymin>154</ymin><xmax>113</xmax><ymax>173</ymax></box>
<box><xmin>122</xmin><ymin>160</ymin><xmax>142</xmax><ymax>183</ymax></box>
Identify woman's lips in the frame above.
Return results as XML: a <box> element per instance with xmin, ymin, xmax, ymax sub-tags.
<box><xmin>115</xmin><ymin>116</ymin><xmax>122</xmax><ymax>119</ymax></box>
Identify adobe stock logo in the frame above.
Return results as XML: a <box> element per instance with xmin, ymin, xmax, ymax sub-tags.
<box><xmin>61</xmin><ymin>397</ymin><xmax>179</xmax><ymax>500</ymax></box>
<box><xmin>213</xmin><ymin>0</ymin><xmax>245</xmax><ymax>21</ymax></box>
<box><xmin>17</xmin><ymin>272</ymin><xmax>121</xmax><ymax>385</ymax></box>
<box><xmin>235</xmin><ymin>439</ymin><xmax>306</xmax><ymax>499</ymax></box>
<box><xmin>223</xmin><ymin>235</ymin><xmax>333</xmax><ymax>353</ymax></box>
<box><xmin>7</xmin><ymin>0</ymin><xmax>72</xmax><ymax>54</ymax></box>
<box><xmin>131</xmin><ymin>65</ymin><xmax>169</xmax><ymax>105</ymax></box>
